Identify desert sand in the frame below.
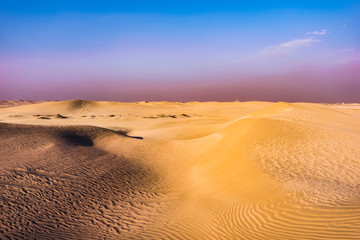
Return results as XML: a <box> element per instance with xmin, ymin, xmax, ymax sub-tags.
<box><xmin>0</xmin><ymin>100</ymin><xmax>360</xmax><ymax>239</ymax></box>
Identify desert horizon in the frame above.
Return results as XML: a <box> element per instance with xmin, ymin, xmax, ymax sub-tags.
<box><xmin>1</xmin><ymin>0</ymin><xmax>359</xmax><ymax>239</ymax></box>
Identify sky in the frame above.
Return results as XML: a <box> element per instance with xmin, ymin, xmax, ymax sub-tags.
<box><xmin>1</xmin><ymin>0</ymin><xmax>359</xmax><ymax>102</ymax></box>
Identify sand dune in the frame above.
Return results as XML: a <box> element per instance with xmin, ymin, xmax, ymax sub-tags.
<box><xmin>0</xmin><ymin>100</ymin><xmax>44</xmax><ymax>108</ymax></box>
<box><xmin>0</xmin><ymin>101</ymin><xmax>360</xmax><ymax>239</ymax></box>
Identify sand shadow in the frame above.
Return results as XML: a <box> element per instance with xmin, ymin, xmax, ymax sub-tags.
<box><xmin>62</xmin><ymin>133</ymin><xmax>94</xmax><ymax>146</ymax></box>
<box><xmin>127</xmin><ymin>135</ymin><xmax>143</xmax><ymax>139</ymax></box>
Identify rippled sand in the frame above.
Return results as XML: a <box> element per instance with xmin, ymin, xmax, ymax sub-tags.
<box><xmin>1</xmin><ymin>100</ymin><xmax>359</xmax><ymax>239</ymax></box>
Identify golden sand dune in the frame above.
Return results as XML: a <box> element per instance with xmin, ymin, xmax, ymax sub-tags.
<box><xmin>0</xmin><ymin>101</ymin><xmax>359</xmax><ymax>239</ymax></box>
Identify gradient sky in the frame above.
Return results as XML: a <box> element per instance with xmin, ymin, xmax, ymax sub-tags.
<box><xmin>1</xmin><ymin>0</ymin><xmax>359</xmax><ymax>102</ymax></box>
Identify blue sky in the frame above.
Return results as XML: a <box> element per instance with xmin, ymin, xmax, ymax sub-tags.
<box><xmin>1</xmin><ymin>0</ymin><xmax>359</xmax><ymax>14</ymax></box>
<box><xmin>1</xmin><ymin>1</ymin><xmax>359</xmax><ymax>101</ymax></box>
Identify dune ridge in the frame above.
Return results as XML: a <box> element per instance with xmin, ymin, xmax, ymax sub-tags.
<box><xmin>0</xmin><ymin>101</ymin><xmax>360</xmax><ymax>239</ymax></box>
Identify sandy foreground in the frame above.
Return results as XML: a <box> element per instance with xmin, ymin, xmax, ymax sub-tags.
<box><xmin>0</xmin><ymin>100</ymin><xmax>360</xmax><ymax>239</ymax></box>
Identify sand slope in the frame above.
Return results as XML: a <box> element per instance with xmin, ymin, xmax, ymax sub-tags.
<box><xmin>0</xmin><ymin>100</ymin><xmax>360</xmax><ymax>239</ymax></box>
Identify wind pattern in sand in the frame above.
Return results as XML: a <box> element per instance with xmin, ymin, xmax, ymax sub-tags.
<box><xmin>1</xmin><ymin>100</ymin><xmax>360</xmax><ymax>239</ymax></box>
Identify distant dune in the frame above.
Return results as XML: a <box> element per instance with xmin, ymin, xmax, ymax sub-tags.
<box><xmin>1</xmin><ymin>100</ymin><xmax>360</xmax><ymax>239</ymax></box>
<box><xmin>0</xmin><ymin>100</ymin><xmax>45</xmax><ymax>108</ymax></box>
